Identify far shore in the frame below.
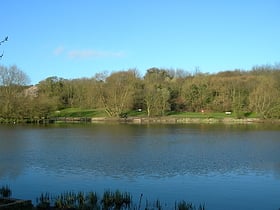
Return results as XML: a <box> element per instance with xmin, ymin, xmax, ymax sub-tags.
<box><xmin>3</xmin><ymin>114</ymin><xmax>279</xmax><ymax>124</ymax></box>
<box><xmin>53</xmin><ymin>116</ymin><xmax>280</xmax><ymax>124</ymax></box>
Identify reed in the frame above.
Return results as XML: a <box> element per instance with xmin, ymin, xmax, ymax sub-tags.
<box><xmin>87</xmin><ymin>191</ymin><xmax>98</xmax><ymax>209</ymax></box>
<box><xmin>53</xmin><ymin>191</ymin><xmax>78</xmax><ymax>209</ymax></box>
<box><xmin>32</xmin><ymin>189</ymin><xmax>205</xmax><ymax>210</ymax></box>
<box><xmin>101</xmin><ymin>190</ymin><xmax>132</xmax><ymax>210</ymax></box>
<box><xmin>176</xmin><ymin>201</ymin><xmax>205</xmax><ymax>210</ymax></box>
<box><xmin>36</xmin><ymin>192</ymin><xmax>50</xmax><ymax>209</ymax></box>
<box><xmin>0</xmin><ymin>185</ymin><xmax>12</xmax><ymax>198</ymax></box>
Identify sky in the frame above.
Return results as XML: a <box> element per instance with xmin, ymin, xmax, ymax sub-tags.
<box><xmin>1</xmin><ymin>0</ymin><xmax>280</xmax><ymax>84</ymax></box>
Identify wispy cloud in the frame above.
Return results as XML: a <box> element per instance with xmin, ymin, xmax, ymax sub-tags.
<box><xmin>68</xmin><ymin>49</ymin><xmax>125</xmax><ymax>59</ymax></box>
<box><xmin>53</xmin><ymin>47</ymin><xmax>125</xmax><ymax>59</ymax></box>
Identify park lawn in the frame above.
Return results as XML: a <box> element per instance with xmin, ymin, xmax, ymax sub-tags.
<box><xmin>51</xmin><ymin>108</ymin><xmax>107</xmax><ymax>118</ymax></box>
<box><xmin>168</xmin><ymin>111</ymin><xmax>258</xmax><ymax>119</ymax></box>
<box><xmin>51</xmin><ymin>108</ymin><xmax>148</xmax><ymax>118</ymax></box>
<box><xmin>167</xmin><ymin>111</ymin><xmax>231</xmax><ymax>119</ymax></box>
<box><xmin>52</xmin><ymin>108</ymin><xmax>257</xmax><ymax>119</ymax></box>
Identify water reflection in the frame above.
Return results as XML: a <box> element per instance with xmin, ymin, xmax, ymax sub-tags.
<box><xmin>1</xmin><ymin>123</ymin><xmax>280</xmax><ymax>179</ymax></box>
<box><xmin>1</xmin><ymin>123</ymin><xmax>280</xmax><ymax>209</ymax></box>
<box><xmin>0</xmin><ymin>125</ymin><xmax>30</xmax><ymax>178</ymax></box>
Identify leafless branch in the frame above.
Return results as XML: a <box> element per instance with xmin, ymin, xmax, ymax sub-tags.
<box><xmin>0</xmin><ymin>36</ymin><xmax>8</xmax><ymax>59</ymax></box>
<box><xmin>0</xmin><ymin>36</ymin><xmax>8</xmax><ymax>45</ymax></box>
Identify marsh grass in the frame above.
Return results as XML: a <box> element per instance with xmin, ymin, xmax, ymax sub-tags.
<box><xmin>34</xmin><ymin>189</ymin><xmax>204</xmax><ymax>210</ymax></box>
<box><xmin>36</xmin><ymin>193</ymin><xmax>51</xmax><ymax>209</ymax></box>
<box><xmin>101</xmin><ymin>190</ymin><xmax>132</xmax><ymax>210</ymax></box>
<box><xmin>143</xmin><ymin>199</ymin><xmax>163</xmax><ymax>210</ymax></box>
<box><xmin>0</xmin><ymin>185</ymin><xmax>12</xmax><ymax>198</ymax></box>
<box><xmin>36</xmin><ymin>190</ymin><xmax>132</xmax><ymax>210</ymax></box>
<box><xmin>175</xmin><ymin>201</ymin><xmax>205</xmax><ymax>210</ymax></box>
<box><xmin>3</xmin><ymin>184</ymin><xmax>206</xmax><ymax>210</ymax></box>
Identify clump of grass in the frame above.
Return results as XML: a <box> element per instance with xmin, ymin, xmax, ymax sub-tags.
<box><xmin>77</xmin><ymin>191</ymin><xmax>85</xmax><ymax>209</ymax></box>
<box><xmin>87</xmin><ymin>191</ymin><xmax>98</xmax><ymax>209</ymax></box>
<box><xmin>176</xmin><ymin>201</ymin><xmax>205</xmax><ymax>210</ymax></box>
<box><xmin>0</xmin><ymin>185</ymin><xmax>12</xmax><ymax>198</ymax></box>
<box><xmin>53</xmin><ymin>191</ymin><xmax>77</xmax><ymax>209</ymax></box>
<box><xmin>36</xmin><ymin>192</ymin><xmax>51</xmax><ymax>209</ymax></box>
<box><xmin>101</xmin><ymin>190</ymin><xmax>132</xmax><ymax>210</ymax></box>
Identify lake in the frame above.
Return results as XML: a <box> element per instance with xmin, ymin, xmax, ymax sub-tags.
<box><xmin>0</xmin><ymin>123</ymin><xmax>280</xmax><ymax>210</ymax></box>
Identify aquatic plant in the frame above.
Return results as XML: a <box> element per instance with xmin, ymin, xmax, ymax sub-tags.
<box><xmin>122</xmin><ymin>192</ymin><xmax>132</xmax><ymax>209</ymax></box>
<box><xmin>0</xmin><ymin>185</ymin><xmax>12</xmax><ymax>198</ymax></box>
<box><xmin>143</xmin><ymin>198</ymin><xmax>167</xmax><ymax>210</ymax></box>
<box><xmin>54</xmin><ymin>191</ymin><xmax>77</xmax><ymax>209</ymax></box>
<box><xmin>54</xmin><ymin>195</ymin><xmax>63</xmax><ymax>209</ymax></box>
<box><xmin>87</xmin><ymin>191</ymin><xmax>99</xmax><ymax>209</ymax></box>
<box><xmin>101</xmin><ymin>190</ymin><xmax>114</xmax><ymax>209</ymax></box>
<box><xmin>175</xmin><ymin>201</ymin><xmax>205</xmax><ymax>210</ymax></box>
<box><xmin>32</xmin><ymin>188</ymin><xmax>206</xmax><ymax>210</ymax></box>
<box><xmin>112</xmin><ymin>190</ymin><xmax>123</xmax><ymax>209</ymax></box>
<box><xmin>137</xmin><ymin>193</ymin><xmax>143</xmax><ymax>210</ymax></box>
<box><xmin>77</xmin><ymin>191</ymin><xmax>85</xmax><ymax>209</ymax></box>
<box><xmin>36</xmin><ymin>192</ymin><xmax>51</xmax><ymax>209</ymax></box>
<box><xmin>101</xmin><ymin>190</ymin><xmax>132</xmax><ymax>210</ymax></box>
<box><xmin>155</xmin><ymin>199</ymin><xmax>163</xmax><ymax>210</ymax></box>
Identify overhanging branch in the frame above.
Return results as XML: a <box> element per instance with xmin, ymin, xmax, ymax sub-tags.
<box><xmin>0</xmin><ymin>36</ymin><xmax>8</xmax><ymax>59</ymax></box>
<box><xmin>0</xmin><ymin>36</ymin><xmax>8</xmax><ymax>45</ymax></box>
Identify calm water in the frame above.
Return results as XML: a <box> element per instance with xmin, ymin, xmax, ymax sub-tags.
<box><xmin>0</xmin><ymin>123</ymin><xmax>280</xmax><ymax>210</ymax></box>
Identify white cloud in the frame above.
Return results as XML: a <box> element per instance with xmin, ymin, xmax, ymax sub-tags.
<box><xmin>67</xmin><ymin>49</ymin><xmax>125</xmax><ymax>59</ymax></box>
<box><xmin>53</xmin><ymin>46</ymin><xmax>125</xmax><ymax>60</ymax></box>
<box><xmin>53</xmin><ymin>46</ymin><xmax>125</xmax><ymax>59</ymax></box>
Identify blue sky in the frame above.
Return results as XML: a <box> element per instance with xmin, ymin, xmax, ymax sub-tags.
<box><xmin>1</xmin><ymin>0</ymin><xmax>280</xmax><ymax>84</ymax></box>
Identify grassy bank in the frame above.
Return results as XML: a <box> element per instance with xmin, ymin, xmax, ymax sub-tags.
<box><xmin>51</xmin><ymin>108</ymin><xmax>107</xmax><ymax>118</ymax></box>
<box><xmin>1</xmin><ymin>108</ymin><xmax>272</xmax><ymax>124</ymax></box>
<box><xmin>48</xmin><ymin>108</ymin><xmax>271</xmax><ymax>124</ymax></box>
<box><xmin>51</xmin><ymin>108</ymin><xmax>259</xmax><ymax>119</ymax></box>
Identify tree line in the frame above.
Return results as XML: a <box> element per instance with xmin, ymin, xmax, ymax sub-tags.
<box><xmin>0</xmin><ymin>64</ymin><xmax>280</xmax><ymax>122</ymax></box>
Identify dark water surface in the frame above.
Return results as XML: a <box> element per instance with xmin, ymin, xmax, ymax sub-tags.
<box><xmin>0</xmin><ymin>123</ymin><xmax>280</xmax><ymax>209</ymax></box>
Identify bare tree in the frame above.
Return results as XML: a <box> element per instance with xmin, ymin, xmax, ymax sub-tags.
<box><xmin>249</xmin><ymin>75</ymin><xmax>280</xmax><ymax>119</ymax></box>
<box><xmin>143</xmin><ymin>68</ymin><xmax>172</xmax><ymax>116</ymax></box>
<box><xmin>0</xmin><ymin>65</ymin><xmax>30</xmax><ymax>120</ymax></box>
<box><xmin>96</xmin><ymin>70</ymin><xmax>138</xmax><ymax>117</ymax></box>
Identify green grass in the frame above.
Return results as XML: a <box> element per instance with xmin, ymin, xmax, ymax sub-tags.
<box><xmin>51</xmin><ymin>108</ymin><xmax>258</xmax><ymax>119</ymax></box>
<box><xmin>168</xmin><ymin>111</ymin><xmax>258</xmax><ymax>119</ymax></box>
<box><xmin>51</xmin><ymin>108</ymin><xmax>107</xmax><ymax>118</ymax></box>
<box><xmin>126</xmin><ymin>110</ymin><xmax>147</xmax><ymax>117</ymax></box>
<box><xmin>168</xmin><ymin>111</ymin><xmax>232</xmax><ymax>119</ymax></box>
<box><xmin>51</xmin><ymin>108</ymin><xmax>148</xmax><ymax>118</ymax></box>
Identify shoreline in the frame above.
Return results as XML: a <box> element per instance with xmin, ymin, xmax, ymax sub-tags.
<box><xmin>83</xmin><ymin>116</ymin><xmax>279</xmax><ymax>124</ymax></box>
<box><xmin>2</xmin><ymin>116</ymin><xmax>280</xmax><ymax>125</ymax></box>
